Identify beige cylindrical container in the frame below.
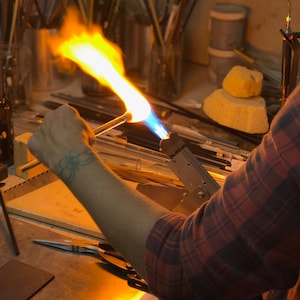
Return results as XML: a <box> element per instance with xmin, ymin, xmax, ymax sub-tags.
<box><xmin>209</xmin><ymin>3</ymin><xmax>248</xmax><ymax>50</ymax></box>
<box><xmin>208</xmin><ymin>47</ymin><xmax>240</xmax><ymax>87</ymax></box>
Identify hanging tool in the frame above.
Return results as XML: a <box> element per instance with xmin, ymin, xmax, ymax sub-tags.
<box><xmin>280</xmin><ymin>0</ymin><xmax>300</xmax><ymax>106</ymax></box>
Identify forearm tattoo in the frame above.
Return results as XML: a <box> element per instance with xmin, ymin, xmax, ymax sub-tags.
<box><xmin>58</xmin><ymin>149</ymin><xmax>96</xmax><ymax>184</ymax></box>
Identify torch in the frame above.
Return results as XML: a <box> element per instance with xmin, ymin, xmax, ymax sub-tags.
<box><xmin>17</xmin><ymin>9</ymin><xmax>219</xmax><ymax>213</ymax></box>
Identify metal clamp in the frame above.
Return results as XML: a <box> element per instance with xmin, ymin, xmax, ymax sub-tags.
<box><xmin>160</xmin><ymin>133</ymin><xmax>220</xmax><ymax>214</ymax></box>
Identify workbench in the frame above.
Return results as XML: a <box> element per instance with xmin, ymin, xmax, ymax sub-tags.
<box><xmin>0</xmin><ymin>214</ymin><xmax>156</xmax><ymax>300</ymax></box>
<box><xmin>0</xmin><ymin>63</ymin><xmax>260</xmax><ymax>299</ymax></box>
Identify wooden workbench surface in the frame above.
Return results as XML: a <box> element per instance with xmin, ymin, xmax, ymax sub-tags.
<box><xmin>0</xmin><ymin>214</ymin><xmax>156</xmax><ymax>299</ymax></box>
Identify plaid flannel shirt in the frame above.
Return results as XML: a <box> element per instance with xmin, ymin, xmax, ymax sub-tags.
<box><xmin>145</xmin><ymin>85</ymin><xmax>300</xmax><ymax>300</ymax></box>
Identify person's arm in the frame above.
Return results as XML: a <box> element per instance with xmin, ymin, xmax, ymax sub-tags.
<box><xmin>28</xmin><ymin>105</ymin><xmax>169</xmax><ymax>277</ymax></box>
<box><xmin>28</xmin><ymin>85</ymin><xmax>300</xmax><ymax>299</ymax></box>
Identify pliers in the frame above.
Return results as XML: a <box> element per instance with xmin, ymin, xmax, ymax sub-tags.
<box><xmin>32</xmin><ymin>238</ymin><xmax>149</xmax><ymax>293</ymax></box>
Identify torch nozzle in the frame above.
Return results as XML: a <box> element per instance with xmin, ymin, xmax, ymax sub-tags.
<box><xmin>286</xmin><ymin>0</ymin><xmax>292</xmax><ymax>32</ymax></box>
<box><xmin>159</xmin><ymin>132</ymin><xmax>186</xmax><ymax>157</ymax></box>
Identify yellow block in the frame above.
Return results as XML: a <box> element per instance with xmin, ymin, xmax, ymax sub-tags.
<box><xmin>203</xmin><ymin>88</ymin><xmax>269</xmax><ymax>134</ymax></box>
<box><xmin>223</xmin><ymin>65</ymin><xmax>263</xmax><ymax>98</ymax></box>
<box><xmin>13</xmin><ymin>132</ymin><xmax>47</xmax><ymax>179</ymax></box>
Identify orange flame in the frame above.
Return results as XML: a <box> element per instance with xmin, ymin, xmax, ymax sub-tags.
<box><xmin>49</xmin><ymin>8</ymin><xmax>151</xmax><ymax>123</ymax></box>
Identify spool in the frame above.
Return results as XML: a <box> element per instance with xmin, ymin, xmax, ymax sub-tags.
<box><xmin>208</xmin><ymin>47</ymin><xmax>239</xmax><ymax>87</ymax></box>
<box><xmin>209</xmin><ymin>3</ymin><xmax>248</xmax><ymax>50</ymax></box>
<box><xmin>24</xmin><ymin>28</ymin><xmax>76</xmax><ymax>92</ymax></box>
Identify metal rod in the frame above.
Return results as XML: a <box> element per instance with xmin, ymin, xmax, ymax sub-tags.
<box><xmin>0</xmin><ymin>190</ymin><xmax>19</xmax><ymax>255</ymax></box>
<box><xmin>93</xmin><ymin>111</ymin><xmax>131</xmax><ymax>136</ymax></box>
<box><xmin>16</xmin><ymin>112</ymin><xmax>132</xmax><ymax>174</ymax></box>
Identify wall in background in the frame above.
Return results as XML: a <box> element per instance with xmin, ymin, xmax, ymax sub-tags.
<box><xmin>184</xmin><ymin>0</ymin><xmax>300</xmax><ymax>66</ymax></box>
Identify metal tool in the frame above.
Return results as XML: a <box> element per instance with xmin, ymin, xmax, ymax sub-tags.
<box><xmin>280</xmin><ymin>29</ymin><xmax>300</xmax><ymax>105</ymax></box>
<box><xmin>33</xmin><ymin>238</ymin><xmax>132</xmax><ymax>275</ymax></box>
<box><xmin>32</xmin><ymin>238</ymin><xmax>149</xmax><ymax>292</ymax></box>
<box><xmin>160</xmin><ymin>132</ymin><xmax>220</xmax><ymax>215</ymax></box>
<box><xmin>0</xmin><ymin>190</ymin><xmax>19</xmax><ymax>255</ymax></box>
<box><xmin>33</xmin><ymin>238</ymin><xmax>124</xmax><ymax>260</ymax></box>
<box><xmin>280</xmin><ymin>0</ymin><xmax>300</xmax><ymax>106</ymax></box>
<box><xmin>16</xmin><ymin>112</ymin><xmax>132</xmax><ymax>174</ymax></box>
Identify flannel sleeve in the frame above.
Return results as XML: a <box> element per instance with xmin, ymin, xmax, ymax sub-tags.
<box><xmin>145</xmin><ymin>85</ymin><xmax>300</xmax><ymax>300</ymax></box>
